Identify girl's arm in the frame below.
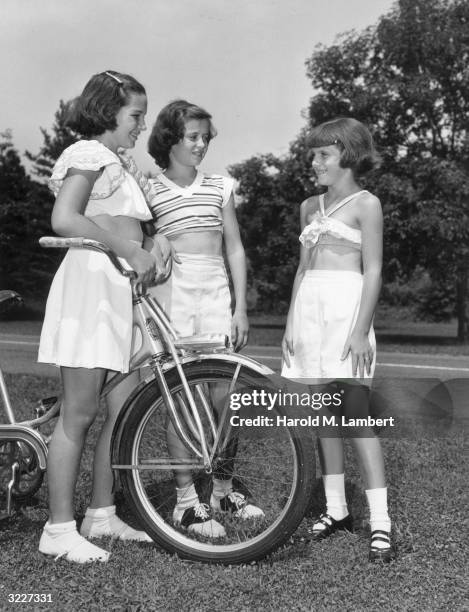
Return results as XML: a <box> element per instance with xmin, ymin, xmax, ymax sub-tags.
<box><xmin>341</xmin><ymin>193</ymin><xmax>383</xmax><ymax>377</ymax></box>
<box><xmin>142</xmin><ymin>234</ymin><xmax>176</xmax><ymax>281</ymax></box>
<box><xmin>51</xmin><ymin>168</ymin><xmax>158</xmax><ymax>284</ymax></box>
<box><xmin>222</xmin><ymin>194</ymin><xmax>248</xmax><ymax>351</ymax></box>
<box><xmin>281</xmin><ymin>199</ymin><xmax>312</xmax><ymax>367</ymax></box>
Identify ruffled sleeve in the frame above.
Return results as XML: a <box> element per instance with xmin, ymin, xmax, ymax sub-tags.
<box><xmin>48</xmin><ymin>140</ymin><xmax>125</xmax><ymax>199</ymax></box>
<box><xmin>119</xmin><ymin>152</ymin><xmax>155</xmax><ymax>204</ymax></box>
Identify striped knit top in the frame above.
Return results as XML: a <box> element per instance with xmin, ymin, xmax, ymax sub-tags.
<box><xmin>148</xmin><ymin>171</ymin><xmax>234</xmax><ymax>237</ymax></box>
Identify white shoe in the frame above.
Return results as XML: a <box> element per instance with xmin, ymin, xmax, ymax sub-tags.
<box><xmin>39</xmin><ymin>528</ymin><xmax>110</xmax><ymax>563</ymax></box>
<box><xmin>173</xmin><ymin>502</ymin><xmax>226</xmax><ymax>538</ymax></box>
<box><xmin>211</xmin><ymin>491</ymin><xmax>265</xmax><ymax>520</ymax></box>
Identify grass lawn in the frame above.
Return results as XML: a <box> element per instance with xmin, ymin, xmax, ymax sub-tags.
<box><xmin>0</xmin><ymin>374</ymin><xmax>467</xmax><ymax>611</ymax></box>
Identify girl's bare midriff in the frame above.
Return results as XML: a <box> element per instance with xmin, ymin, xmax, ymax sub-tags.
<box><xmin>90</xmin><ymin>214</ymin><xmax>144</xmax><ymax>243</ymax></box>
<box><xmin>306</xmin><ymin>244</ymin><xmax>362</xmax><ymax>273</ymax></box>
<box><xmin>168</xmin><ymin>229</ymin><xmax>223</xmax><ymax>256</ymax></box>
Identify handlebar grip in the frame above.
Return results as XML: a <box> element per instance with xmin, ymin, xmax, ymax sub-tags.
<box><xmin>39</xmin><ymin>236</ymin><xmax>85</xmax><ymax>249</ymax></box>
<box><xmin>39</xmin><ymin>236</ymin><xmax>138</xmax><ymax>280</ymax></box>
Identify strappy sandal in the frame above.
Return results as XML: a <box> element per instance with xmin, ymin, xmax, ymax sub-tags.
<box><xmin>309</xmin><ymin>513</ymin><xmax>353</xmax><ymax>541</ymax></box>
<box><xmin>369</xmin><ymin>530</ymin><xmax>394</xmax><ymax>563</ymax></box>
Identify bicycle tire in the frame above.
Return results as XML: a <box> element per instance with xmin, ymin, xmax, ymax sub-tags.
<box><xmin>117</xmin><ymin>360</ymin><xmax>315</xmax><ymax>564</ymax></box>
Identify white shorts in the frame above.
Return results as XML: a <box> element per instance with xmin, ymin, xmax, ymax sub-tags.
<box><xmin>149</xmin><ymin>253</ymin><xmax>232</xmax><ymax>339</ymax></box>
<box><xmin>38</xmin><ymin>248</ymin><xmax>133</xmax><ymax>373</ymax></box>
<box><xmin>281</xmin><ymin>270</ymin><xmax>376</xmax><ymax>380</ymax></box>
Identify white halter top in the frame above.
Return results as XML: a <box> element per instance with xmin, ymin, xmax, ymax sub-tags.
<box><xmin>299</xmin><ymin>190</ymin><xmax>366</xmax><ymax>250</ymax></box>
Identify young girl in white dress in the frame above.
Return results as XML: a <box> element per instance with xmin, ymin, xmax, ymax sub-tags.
<box><xmin>37</xmin><ymin>70</ymin><xmax>169</xmax><ymax>563</ymax></box>
<box><xmin>146</xmin><ymin>100</ymin><xmax>264</xmax><ymax>538</ymax></box>
<box><xmin>282</xmin><ymin>117</ymin><xmax>393</xmax><ymax>562</ymax></box>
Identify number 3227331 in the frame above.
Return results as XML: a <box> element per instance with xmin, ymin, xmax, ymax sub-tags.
<box><xmin>8</xmin><ymin>594</ymin><xmax>52</xmax><ymax>603</ymax></box>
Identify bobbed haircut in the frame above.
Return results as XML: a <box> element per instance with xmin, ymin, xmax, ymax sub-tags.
<box><xmin>147</xmin><ymin>99</ymin><xmax>217</xmax><ymax>169</ymax></box>
<box><xmin>66</xmin><ymin>70</ymin><xmax>146</xmax><ymax>137</ymax></box>
<box><xmin>308</xmin><ymin>117</ymin><xmax>381</xmax><ymax>177</ymax></box>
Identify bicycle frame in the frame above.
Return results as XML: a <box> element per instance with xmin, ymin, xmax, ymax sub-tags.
<box><xmin>0</xmin><ymin>237</ymin><xmax>274</xmax><ymax>518</ymax></box>
<box><xmin>109</xmin><ymin>270</ymin><xmax>273</xmax><ymax>473</ymax></box>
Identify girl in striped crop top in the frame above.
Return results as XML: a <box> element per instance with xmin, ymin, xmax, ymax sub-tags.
<box><xmin>146</xmin><ymin>100</ymin><xmax>264</xmax><ymax>537</ymax></box>
<box><xmin>282</xmin><ymin>117</ymin><xmax>394</xmax><ymax>562</ymax></box>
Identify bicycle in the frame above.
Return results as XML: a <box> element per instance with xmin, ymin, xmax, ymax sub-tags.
<box><xmin>0</xmin><ymin>237</ymin><xmax>315</xmax><ymax>564</ymax></box>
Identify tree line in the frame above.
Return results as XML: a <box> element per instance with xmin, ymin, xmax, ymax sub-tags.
<box><xmin>230</xmin><ymin>0</ymin><xmax>469</xmax><ymax>341</ymax></box>
<box><xmin>0</xmin><ymin>0</ymin><xmax>468</xmax><ymax>340</ymax></box>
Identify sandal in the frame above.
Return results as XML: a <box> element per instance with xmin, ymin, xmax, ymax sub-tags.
<box><xmin>310</xmin><ymin>513</ymin><xmax>353</xmax><ymax>541</ymax></box>
<box><xmin>369</xmin><ymin>530</ymin><xmax>394</xmax><ymax>563</ymax></box>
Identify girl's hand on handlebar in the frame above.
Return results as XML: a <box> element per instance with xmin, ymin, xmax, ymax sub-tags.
<box><xmin>151</xmin><ymin>235</ymin><xmax>181</xmax><ymax>280</ymax></box>
<box><xmin>127</xmin><ymin>246</ymin><xmax>157</xmax><ymax>285</ymax></box>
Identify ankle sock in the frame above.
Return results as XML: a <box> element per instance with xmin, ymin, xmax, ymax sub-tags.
<box><xmin>81</xmin><ymin>505</ymin><xmax>151</xmax><ymax>542</ymax></box>
<box><xmin>324</xmin><ymin>473</ymin><xmax>349</xmax><ymax>520</ymax></box>
<box><xmin>212</xmin><ymin>478</ymin><xmax>233</xmax><ymax>500</ymax></box>
<box><xmin>44</xmin><ymin>519</ymin><xmax>76</xmax><ymax>536</ymax></box>
<box><xmin>174</xmin><ymin>483</ymin><xmax>199</xmax><ymax>512</ymax></box>
<box><xmin>366</xmin><ymin>487</ymin><xmax>391</xmax><ymax>549</ymax></box>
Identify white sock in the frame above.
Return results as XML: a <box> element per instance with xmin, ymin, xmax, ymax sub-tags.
<box><xmin>45</xmin><ymin>520</ymin><xmax>77</xmax><ymax>536</ymax></box>
<box><xmin>85</xmin><ymin>505</ymin><xmax>115</xmax><ymax>519</ymax></box>
<box><xmin>366</xmin><ymin>487</ymin><xmax>391</xmax><ymax>547</ymax></box>
<box><xmin>83</xmin><ymin>505</ymin><xmax>151</xmax><ymax>541</ymax></box>
<box><xmin>323</xmin><ymin>473</ymin><xmax>348</xmax><ymax>521</ymax></box>
<box><xmin>212</xmin><ymin>478</ymin><xmax>233</xmax><ymax>500</ymax></box>
<box><xmin>175</xmin><ymin>484</ymin><xmax>199</xmax><ymax>510</ymax></box>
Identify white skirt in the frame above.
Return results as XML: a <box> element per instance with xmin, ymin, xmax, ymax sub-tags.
<box><xmin>149</xmin><ymin>253</ymin><xmax>232</xmax><ymax>339</ymax></box>
<box><xmin>38</xmin><ymin>248</ymin><xmax>133</xmax><ymax>372</ymax></box>
<box><xmin>281</xmin><ymin>270</ymin><xmax>376</xmax><ymax>380</ymax></box>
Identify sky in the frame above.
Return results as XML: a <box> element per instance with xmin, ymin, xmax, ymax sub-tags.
<box><xmin>1</xmin><ymin>0</ymin><xmax>395</xmax><ymax>175</ymax></box>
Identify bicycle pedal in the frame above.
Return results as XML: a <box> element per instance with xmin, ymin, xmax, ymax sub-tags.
<box><xmin>35</xmin><ymin>396</ymin><xmax>59</xmax><ymax>418</ymax></box>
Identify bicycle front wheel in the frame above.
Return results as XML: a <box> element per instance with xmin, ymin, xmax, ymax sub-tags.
<box><xmin>117</xmin><ymin>360</ymin><xmax>315</xmax><ymax>564</ymax></box>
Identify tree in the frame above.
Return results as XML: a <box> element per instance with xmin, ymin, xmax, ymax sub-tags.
<box><xmin>0</xmin><ymin>131</ymin><xmax>56</xmax><ymax>296</ymax></box>
<box><xmin>0</xmin><ymin>100</ymin><xmax>76</xmax><ymax>299</ymax></box>
<box><xmin>26</xmin><ymin>99</ymin><xmax>78</xmax><ymax>179</ymax></box>
<box><xmin>304</xmin><ymin>0</ymin><xmax>469</xmax><ymax>339</ymax></box>
<box><xmin>229</xmin><ymin>133</ymin><xmax>315</xmax><ymax>312</ymax></box>
<box><xmin>232</xmin><ymin>0</ymin><xmax>469</xmax><ymax>340</ymax></box>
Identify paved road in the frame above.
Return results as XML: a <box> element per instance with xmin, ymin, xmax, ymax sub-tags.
<box><xmin>1</xmin><ymin>333</ymin><xmax>468</xmax><ymax>380</ymax></box>
<box><xmin>0</xmin><ymin>333</ymin><xmax>466</xmax><ymax>424</ymax></box>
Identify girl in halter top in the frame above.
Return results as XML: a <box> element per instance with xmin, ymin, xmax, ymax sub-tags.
<box><xmin>282</xmin><ymin>117</ymin><xmax>393</xmax><ymax>563</ymax></box>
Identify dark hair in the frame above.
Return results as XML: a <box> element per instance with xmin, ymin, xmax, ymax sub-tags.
<box><xmin>308</xmin><ymin>117</ymin><xmax>381</xmax><ymax>177</ymax></box>
<box><xmin>66</xmin><ymin>70</ymin><xmax>146</xmax><ymax>137</ymax></box>
<box><xmin>147</xmin><ymin>99</ymin><xmax>217</xmax><ymax>169</ymax></box>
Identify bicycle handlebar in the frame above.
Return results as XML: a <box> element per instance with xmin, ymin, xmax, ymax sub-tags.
<box><xmin>39</xmin><ymin>237</ymin><xmax>138</xmax><ymax>280</ymax></box>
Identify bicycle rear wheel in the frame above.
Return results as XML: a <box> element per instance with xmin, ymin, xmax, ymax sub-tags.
<box><xmin>117</xmin><ymin>360</ymin><xmax>314</xmax><ymax>564</ymax></box>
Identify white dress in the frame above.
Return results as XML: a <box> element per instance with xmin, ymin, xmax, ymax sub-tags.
<box><xmin>38</xmin><ymin>140</ymin><xmax>152</xmax><ymax>373</ymax></box>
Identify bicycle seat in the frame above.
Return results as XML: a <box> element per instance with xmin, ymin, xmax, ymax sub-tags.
<box><xmin>0</xmin><ymin>290</ymin><xmax>23</xmax><ymax>312</ymax></box>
